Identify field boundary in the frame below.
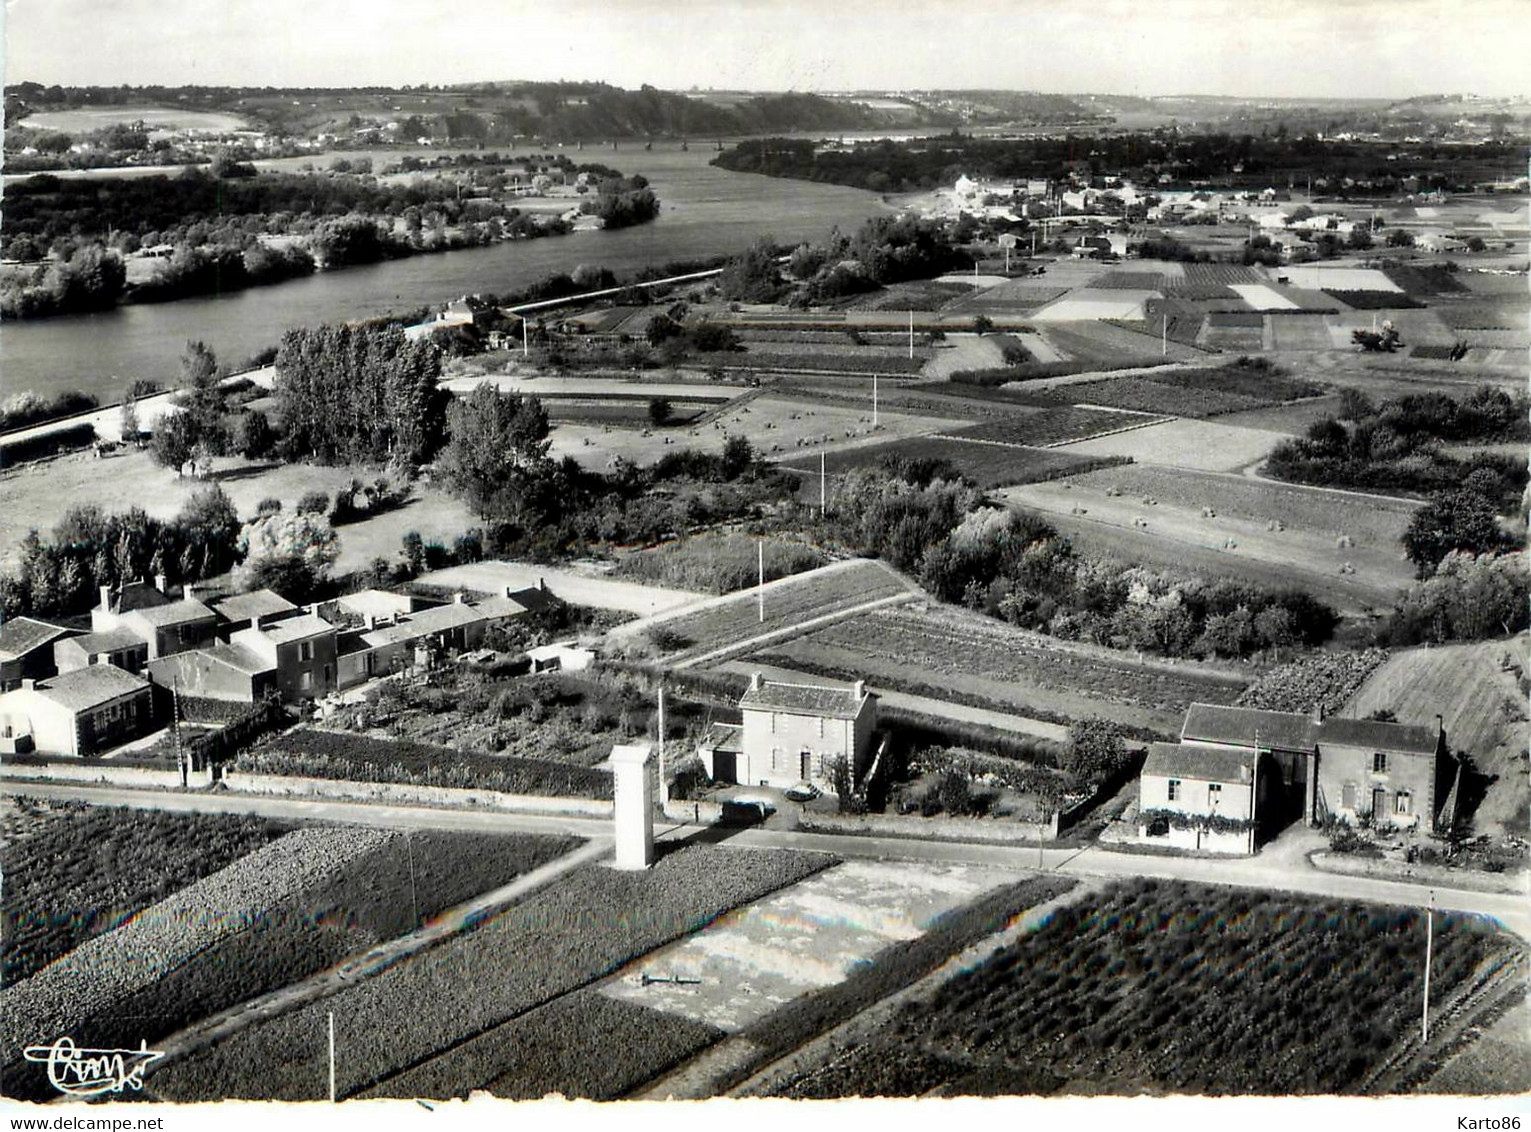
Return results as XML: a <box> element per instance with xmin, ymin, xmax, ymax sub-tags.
<box><xmin>673</xmin><ymin>591</ymin><xmax>916</xmax><ymax>669</ymax></box>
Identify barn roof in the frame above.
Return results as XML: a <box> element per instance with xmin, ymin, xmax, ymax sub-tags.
<box><xmin>1142</xmin><ymin>742</ymin><xmax>1254</xmax><ymax>784</ymax></box>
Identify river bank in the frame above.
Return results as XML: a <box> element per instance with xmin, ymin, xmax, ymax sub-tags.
<box><xmin>0</xmin><ymin>143</ymin><xmax>891</xmax><ymax>402</ymax></box>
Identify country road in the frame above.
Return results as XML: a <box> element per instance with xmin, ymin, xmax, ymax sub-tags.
<box><xmin>8</xmin><ymin>780</ymin><xmax>1527</xmax><ymax>941</ymax></box>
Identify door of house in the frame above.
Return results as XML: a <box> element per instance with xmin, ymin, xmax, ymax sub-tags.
<box><xmin>800</xmin><ymin>750</ymin><xmax>813</xmax><ymax>780</ymax></box>
<box><xmin>1341</xmin><ymin>783</ymin><xmax>1357</xmax><ymax>810</ymax></box>
<box><xmin>712</xmin><ymin>751</ymin><xmax>737</xmax><ymax>785</ymax></box>
<box><xmin>1371</xmin><ymin>787</ymin><xmax>1387</xmax><ymax>819</ymax></box>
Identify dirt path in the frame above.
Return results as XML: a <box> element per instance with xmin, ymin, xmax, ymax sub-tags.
<box><xmin>142</xmin><ymin>837</ymin><xmax>612</xmax><ymax>1087</ymax></box>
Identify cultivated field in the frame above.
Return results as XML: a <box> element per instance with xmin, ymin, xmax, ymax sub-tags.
<box><xmin>947</xmin><ymin>406</ymin><xmax>1161</xmax><ymax>448</ymax></box>
<box><xmin>3</xmin><ymin>825</ymin><xmax>575</xmax><ymax>1101</ymax></box>
<box><xmin>778</xmin><ymin>436</ymin><xmax>1128</xmax><ymax>489</ymax></box>
<box><xmin>754</xmin><ymin>603</ymin><xmax>1248</xmax><ymax>734</ymax></box>
<box><xmin>151</xmin><ymin>845</ymin><xmax>834</xmax><ymax>1102</ymax></box>
<box><xmin>613</xmin><ymin>531</ymin><xmax>827</xmax><ymax>594</ymax></box>
<box><xmin>771</xmin><ymin>879</ymin><xmax>1520</xmax><ymax>1097</ymax></box>
<box><xmin>20</xmin><ymin>107</ymin><xmax>252</xmax><ymax>132</ymax></box>
<box><xmin>1</xmin><ymin>804</ymin><xmax>285</xmax><ymax>983</ymax></box>
<box><xmin>547</xmin><ymin>396</ymin><xmax>950</xmax><ymax>469</ymax></box>
<box><xmin>1346</xmin><ymin>639</ymin><xmax>1531</xmax><ymax>834</ymax></box>
<box><xmin>1050</xmin><ymin>418</ymin><xmax>1290</xmax><ymax>472</ymax></box>
<box><xmin>642</xmin><ymin>559</ymin><xmax>916</xmax><ymax>664</ymax></box>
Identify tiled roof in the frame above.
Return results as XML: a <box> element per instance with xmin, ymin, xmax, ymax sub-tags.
<box><xmin>1181</xmin><ymin>703</ymin><xmax>1442</xmax><ymax>758</ymax></box>
<box><xmin>1181</xmin><ymin>703</ymin><xmax>1316</xmax><ymax>752</ymax></box>
<box><xmin>0</xmin><ymin>617</ymin><xmax>71</xmax><ymax>660</ymax></box>
<box><xmin>108</xmin><ymin>581</ymin><xmax>171</xmax><ymax>614</ymax></box>
<box><xmin>1143</xmin><ymin>742</ymin><xmax>1254</xmax><ymax>784</ymax></box>
<box><xmin>1318</xmin><ymin>717</ymin><xmax>1439</xmax><ymax>756</ymax></box>
<box><xmin>249</xmin><ymin>613</ymin><xmax>334</xmax><ymax>646</ymax></box>
<box><xmin>213</xmin><ymin>590</ymin><xmax>299</xmax><ymax>622</ymax></box>
<box><xmin>33</xmin><ymin>665</ymin><xmax>149</xmax><ymax>711</ymax></box>
<box><xmin>63</xmin><ymin>629</ymin><xmax>145</xmax><ymax>655</ymax></box>
<box><xmin>127</xmin><ymin>598</ymin><xmax>216</xmax><ymax>628</ymax></box>
<box><xmin>699</xmin><ymin>721</ymin><xmax>744</xmax><ymax>753</ymax></box>
<box><xmin>202</xmin><ymin>643</ymin><xmax>275</xmax><ymax>676</ymax></box>
<box><xmin>335</xmin><ymin>590</ymin><xmax>414</xmax><ymax>621</ymax></box>
<box><xmin>740</xmin><ymin>680</ymin><xmax>866</xmax><ymax>720</ymax></box>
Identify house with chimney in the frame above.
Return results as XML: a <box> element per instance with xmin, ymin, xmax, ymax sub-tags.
<box><xmin>91</xmin><ymin>577</ymin><xmax>217</xmax><ymax>660</ymax></box>
<box><xmin>0</xmin><ymin>664</ymin><xmax>154</xmax><ymax>756</ymax></box>
<box><xmin>698</xmin><ymin>673</ymin><xmax>879</xmax><ymax>792</ymax></box>
<box><xmin>0</xmin><ymin>617</ymin><xmax>74</xmax><ymax>692</ymax></box>
<box><xmin>1137</xmin><ymin>702</ymin><xmax>1453</xmax><ymax>853</ymax></box>
<box><xmin>54</xmin><ymin>629</ymin><xmax>149</xmax><ymax>676</ymax></box>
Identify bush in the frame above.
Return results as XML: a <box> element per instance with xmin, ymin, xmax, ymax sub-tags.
<box><xmin>295</xmin><ymin>489</ymin><xmax>330</xmax><ymax>515</ymax></box>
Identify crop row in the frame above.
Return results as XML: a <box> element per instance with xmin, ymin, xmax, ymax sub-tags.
<box><xmin>2</xmin><ymin>826</ymin><xmax>392</xmax><ymax>1099</ymax></box>
<box><xmin>724</xmin><ymin>352</ymin><xmax>929</xmax><ymax>375</ymax></box>
<box><xmin>658</xmin><ymin>560</ymin><xmax>912</xmax><ymax>662</ymax></box>
<box><xmin>949</xmin><ymin>407</ymin><xmax>1159</xmax><ymax>447</ymax></box>
<box><xmin>1235</xmin><ymin>648</ymin><xmax>1391</xmax><ymax>715</ymax></box>
<box><xmin>780</xmin><ymin>436</ymin><xmax>1130</xmax><ymax>490</ymax></box>
<box><xmin>245</xmin><ymin>727</ymin><xmax>615</xmax><ymax>798</ymax></box>
<box><xmin>2</xmin><ymin>805</ymin><xmax>285</xmax><ymax>983</ymax></box>
<box><xmin>776</xmin><ymin>879</ymin><xmax>1514</xmax><ymax>1097</ymax></box>
<box><xmin>151</xmin><ymin>844</ymin><xmax>835</xmax><ymax>1102</ymax></box>
<box><xmin>363</xmin><ymin>990</ymin><xmax>721</xmax><ymax>1100</ymax></box>
<box><xmin>1324</xmin><ymin>289</ymin><xmax>1426</xmax><ymax>310</ymax></box>
<box><xmin>1038</xmin><ymin>376</ymin><xmax>1263</xmax><ymax>417</ymax></box>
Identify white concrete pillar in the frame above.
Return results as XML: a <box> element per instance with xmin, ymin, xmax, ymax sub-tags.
<box><xmin>610</xmin><ymin>742</ymin><xmax>655</xmax><ymax>870</ymax></box>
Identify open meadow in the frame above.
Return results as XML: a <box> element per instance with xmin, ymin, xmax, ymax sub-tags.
<box><xmin>1049</xmin><ymin>417</ymin><xmax>1291</xmax><ymax>472</ymax></box>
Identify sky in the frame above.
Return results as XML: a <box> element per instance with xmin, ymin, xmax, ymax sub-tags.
<box><xmin>4</xmin><ymin>0</ymin><xmax>1529</xmax><ymax>100</ymax></box>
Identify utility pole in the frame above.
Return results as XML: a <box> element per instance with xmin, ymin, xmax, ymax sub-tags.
<box><xmin>820</xmin><ymin>449</ymin><xmax>826</xmax><ymax>516</ymax></box>
<box><xmin>1422</xmin><ymin>894</ymin><xmax>1433</xmax><ymax>1044</ymax></box>
<box><xmin>908</xmin><ymin>310</ymin><xmax>914</xmax><ymax>360</ymax></box>
<box><xmin>873</xmin><ymin>374</ymin><xmax>879</xmax><ymax>428</ymax></box>
<box><xmin>1162</xmin><ymin>312</ymin><xmax>1168</xmax><ymax>357</ymax></box>
<box><xmin>172</xmin><ymin>676</ymin><xmax>186</xmax><ymax>788</ymax></box>
<box><xmin>657</xmin><ymin>684</ymin><xmax>668</xmax><ymax>805</ymax></box>
<box><xmin>522</xmin><ymin>317</ymin><xmax>529</xmax><ymax>357</ymax></box>
<box><xmin>757</xmin><ymin>540</ymin><xmax>764</xmax><ymax>623</ymax></box>
<box><xmin>328</xmin><ymin>1012</ymin><xmax>336</xmax><ymax>1103</ymax></box>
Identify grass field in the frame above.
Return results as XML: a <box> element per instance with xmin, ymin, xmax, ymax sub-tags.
<box><xmin>757</xmin><ymin>604</ymin><xmax>1247</xmax><ymax>733</ymax></box>
<box><xmin>773</xmin><ymin>879</ymin><xmax>1517</xmax><ymax>1097</ymax></box>
<box><xmin>778</xmin><ymin>436</ymin><xmax>1130</xmax><ymax>489</ymax></box>
<box><xmin>1055</xmin><ymin>464</ymin><xmax>1418</xmax><ymax>543</ymax></box>
<box><xmin>612</xmin><ymin>532</ymin><xmax>827</xmax><ymax>594</ymax></box>
<box><xmin>21</xmin><ymin>107</ymin><xmax>252</xmax><ymax>132</ymax></box>
<box><xmin>151</xmin><ymin>845</ymin><xmax>834</xmax><ymax>1102</ymax></box>
<box><xmin>652</xmin><ymin>560</ymin><xmax>915</xmax><ymax>663</ymax></box>
<box><xmin>1051</xmin><ymin>418</ymin><xmax>1290</xmax><ymax>472</ymax></box>
<box><xmin>1041</xmin><ymin>376</ymin><xmax>1265</xmax><ymax>417</ymax></box>
<box><xmin>946</xmin><ymin>407</ymin><xmax>1161</xmax><ymax>448</ymax></box>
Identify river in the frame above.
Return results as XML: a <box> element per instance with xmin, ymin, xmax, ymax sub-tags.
<box><xmin>0</xmin><ymin>143</ymin><xmax>889</xmax><ymax>402</ymax></box>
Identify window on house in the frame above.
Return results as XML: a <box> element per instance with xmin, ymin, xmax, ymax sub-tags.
<box><xmin>1372</xmin><ymin>751</ymin><xmax>1388</xmax><ymax>774</ymax></box>
<box><xmin>1396</xmin><ymin>792</ymin><xmax>1411</xmax><ymax>815</ymax></box>
<box><xmin>1207</xmin><ymin>782</ymin><xmax>1222</xmax><ymax>805</ymax></box>
<box><xmin>1167</xmin><ymin>779</ymin><xmax>1181</xmax><ymax>802</ymax></box>
<box><xmin>300</xmin><ymin>672</ymin><xmax>314</xmax><ymax>692</ymax></box>
<box><xmin>300</xmin><ymin>641</ymin><xmax>314</xmax><ymax>662</ymax></box>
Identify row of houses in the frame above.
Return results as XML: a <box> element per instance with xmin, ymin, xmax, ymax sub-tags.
<box><xmin>0</xmin><ymin>576</ymin><xmax>554</xmax><ymax>757</ymax></box>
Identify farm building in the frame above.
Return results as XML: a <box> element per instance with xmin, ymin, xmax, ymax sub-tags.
<box><xmin>228</xmin><ymin>614</ymin><xmax>339</xmax><ymax>702</ymax></box>
<box><xmin>700</xmin><ymin>673</ymin><xmax>878</xmax><ymax>793</ymax></box>
<box><xmin>0</xmin><ymin>617</ymin><xmax>73</xmax><ymax>692</ymax></box>
<box><xmin>1139</xmin><ymin>703</ymin><xmax>1454</xmax><ymax>849</ymax></box>
<box><xmin>147</xmin><ymin>643</ymin><xmax>278</xmax><ymax>704</ymax></box>
<box><xmin>91</xmin><ymin>578</ymin><xmax>217</xmax><ymax>660</ymax></box>
<box><xmin>0</xmin><ymin>665</ymin><xmax>153</xmax><ymax>756</ymax></box>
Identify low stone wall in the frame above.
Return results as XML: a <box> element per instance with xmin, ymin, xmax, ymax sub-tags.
<box><xmin>0</xmin><ymin>761</ymin><xmax>191</xmax><ymax>789</ymax></box>
<box><xmin>1310</xmin><ymin>850</ymin><xmax>1529</xmax><ymax>896</ymax></box>
<box><xmin>221</xmin><ymin>772</ymin><xmax>614</xmax><ymax>818</ymax></box>
<box><xmin>663</xmin><ymin>798</ymin><xmax>724</xmax><ymax>824</ymax></box>
<box><xmin>800</xmin><ymin>809</ymin><xmax>1058</xmax><ymax>843</ymax></box>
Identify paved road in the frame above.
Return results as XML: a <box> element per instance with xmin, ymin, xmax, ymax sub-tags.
<box><xmin>416</xmin><ymin>560</ymin><xmax>704</xmax><ymax>617</ymax></box>
<box><xmin>8</xmin><ymin>780</ymin><xmax>1527</xmax><ymax>941</ymax></box>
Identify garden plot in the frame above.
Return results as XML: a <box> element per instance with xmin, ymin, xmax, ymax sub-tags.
<box><xmin>603</xmin><ymin>862</ymin><xmax>1023</xmax><ymax>1032</ymax></box>
<box><xmin>1033</xmin><ymin>289</ymin><xmax>1161</xmax><ymax>322</ymax></box>
<box><xmin>1269</xmin><ymin>314</ymin><xmax>1338</xmax><ymax>351</ymax></box>
<box><xmin>1229</xmin><ymin>283</ymin><xmax>1300</xmax><ymax>310</ymax></box>
<box><xmin>922</xmin><ymin>334</ymin><xmax>1008</xmax><ymax>379</ymax></box>
<box><xmin>777</xmin><ymin>436</ymin><xmax>1125</xmax><ymax>490</ymax></box>
<box><xmin>1323</xmin><ymin>308</ymin><xmax>1458</xmax><ymax>348</ymax></box>
<box><xmin>1278</xmin><ymin>266</ymin><xmax>1404</xmax><ymax>292</ymax></box>
<box><xmin>1051</xmin><ymin>418</ymin><xmax>1289</xmax><ymax>472</ymax></box>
